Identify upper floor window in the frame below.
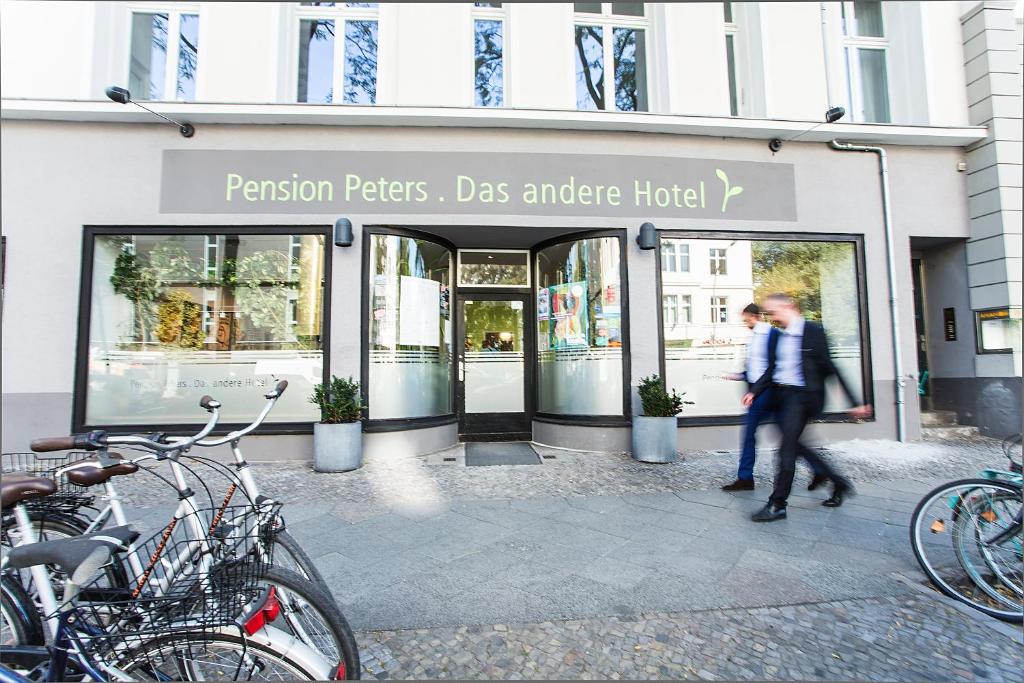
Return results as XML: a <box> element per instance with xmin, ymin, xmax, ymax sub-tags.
<box><xmin>296</xmin><ymin>2</ymin><xmax>378</xmax><ymax>104</ymax></box>
<box><xmin>473</xmin><ymin>3</ymin><xmax>506</xmax><ymax>107</ymax></box>
<box><xmin>841</xmin><ymin>0</ymin><xmax>890</xmax><ymax>123</ymax></box>
<box><xmin>661</xmin><ymin>241</ymin><xmax>690</xmax><ymax>273</ymax></box>
<box><xmin>129</xmin><ymin>9</ymin><xmax>199</xmax><ymax>101</ymax></box>
<box><xmin>723</xmin><ymin>2</ymin><xmax>738</xmax><ymax>117</ymax></box>
<box><xmin>709</xmin><ymin>248</ymin><xmax>728</xmax><ymax>275</ymax></box>
<box><xmin>573</xmin><ymin>3</ymin><xmax>648</xmax><ymax>112</ymax></box>
<box><xmin>710</xmin><ymin>296</ymin><xmax>729</xmax><ymax>324</ymax></box>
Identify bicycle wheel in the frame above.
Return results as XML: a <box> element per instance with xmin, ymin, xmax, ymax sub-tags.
<box><xmin>261</xmin><ymin>566</ymin><xmax>360</xmax><ymax>680</ymax></box>
<box><xmin>910</xmin><ymin>478</ymin><xmax>1023</xmax><ymax>622</ymax></box>
<box><xmin>118</xmin><ymin>630</ymin><xmax>333</xmax><ymax>681</ymax></box>
<box><xmin>951</xmin><ymin>487</ymin><xmax>1023</xmax><ymax>604</ymax></box>
<box><xmin>272</xmin><ymin>530</ymin><xmax>329</xmax><ymax>590</ymax></box>
<box><xmin>1</xmin><ymin>575</ymin><xmax>42</xmax><ymax>649</ymax></box>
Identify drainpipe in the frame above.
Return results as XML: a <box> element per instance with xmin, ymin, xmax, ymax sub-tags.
<box><xmin>829</xmin><ymin>140</ymin><xmax>906</xmax><ymax>442</ymax></box>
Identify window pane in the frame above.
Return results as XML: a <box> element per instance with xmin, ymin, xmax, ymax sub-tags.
<box><xmin>297</xmin><ymin>19</ymin><xmax>335</xmax><ymax>103</ymax></box>
<box><xmin>723</xmin><ymin>1</ymin><xmax>733</xmax><ymax>23</ymax></box>
<box><xmin>726</xmin><ymin>34</ymin><xmax>738</xmax><ymax>116</ymax></box>
<box><xmin>85</xmin><ymin>233</ymin><xmax>325</xmax><ymax>425</ymax></box>
<box><xmin>368</xmin><ymin>235</ymin><xmax>452</xmax><ymax>419</ymax></box>
<box><xmin>977</xmin><ymin>309</ymin><xmax>1022</xmax><ymax>353</ymax></box>
<box><xmin>574</xmin><ymin>3</ymin><xmax>602</xmax><ymax>13</ymax></box>
<box><xmin>129</xmin><ymin>13</ymin><xmax>168</xmax><ymax>101</ymax></box>
<box><xmin>679</xmin><ymin>245</ymin><xmax>690</xmax><ymax>272</ymax></box>
<box><xmin>536</xmin><ymin>237</ymin><xmax>623</xmax><ymax>415</ymax></box>
<box><xmin>662</xmin><ymin>239</ymin><xmax>864</xmax><ymax>417</ymax></box>
<box><xmin>574</xmin><ymin>25</ymin><xmax>604</xmax><ymax>110</ymax></box>
<box><xmin>474</xmin><ymin>19</ymin><xmax>504</xmax><ymax>107</ymax></box>
<box><xmin>344</xmin><ymin>20</ymin><xmax>378</xmax><ymax>104</ymax></box>
<box><xmin>459</xmin><ymin>251</ymin><xmax>527</xmax><ymax>286</ymax></box>
<box><xmin>612</xmin><ymin>2</ymin><xmax>644</xmax><ymax>16</ymax></box>
<box><xmin>613</xmin><ymin>27</ymin><xmax>647</xmax><ymax>111</ymax></box>
<box><xmin>858</xmin><ymin>48</ymin><xmax>890</xmax><ymax>123</ymax></box>
<box><xmin>176</xmin><ymin>14</ymin><xmax>199</xmax><ymax>101</ymax></box>
<box><xmin>852</xmin><ymin>1</ymin><xmax>884</xmax><ymax>37</ymax></box>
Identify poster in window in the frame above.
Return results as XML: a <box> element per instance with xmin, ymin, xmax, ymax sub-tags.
<box><xmin>399</xmin><ymin>275</ymin><xmax>441</xmax><ymax>347</ymax></box>
<box><xmin>548</xmin><ymin>282</ymin><xmax>589</xmax><ymax>349</ymax></box>
<box><xmin>536</xmin><ymin>287</ymin><xmax>550</xmax><ymax>320</ymax></box>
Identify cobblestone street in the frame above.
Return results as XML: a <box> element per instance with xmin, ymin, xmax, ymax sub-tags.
<box><xmin>120</xmin><ymin>435</ymin><xmax>1023</xmax><ymax>680</ymax></box>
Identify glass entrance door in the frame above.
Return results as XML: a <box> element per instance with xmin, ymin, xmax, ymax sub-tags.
<box><xmin>456</xmin><ymin>295</ymin><xmax>531</xmax><ymax>440</ymax></box>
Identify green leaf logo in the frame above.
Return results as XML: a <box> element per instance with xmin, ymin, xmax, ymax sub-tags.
<box><xmin>716</xmin><ymin>168</ymin><xmax>744</xmax><ymax>213</ymax></box>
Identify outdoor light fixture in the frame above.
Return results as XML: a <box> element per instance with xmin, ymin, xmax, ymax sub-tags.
<box><xmin>334</xmin><ymin>217</ymin><xmax>354</xmax><ymax>247</ymax></box>
<box><xmin>637</xmin><ymin>222</ymin><xmax>657</xmax><ymax>250</ymax></box>
<box><xmin>104</xmin><ymin>86</ymin><xmax>195</xmax><ymax>138</ymax></box>
<box><xmin>769</xmin><ymin>106</ymin><xmax>847</xmax><ymax>153</ymax></box>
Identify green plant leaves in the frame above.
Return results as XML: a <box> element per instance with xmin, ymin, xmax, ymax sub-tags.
<box><xmin>309</xmin><ymin>375</ymin><xmax>365</xmax><ymax>424</ymax></box>
<box><xmin>637</xmin><ymin>374</ymin><xmax>688</xmax><ymax>417</ymax></box>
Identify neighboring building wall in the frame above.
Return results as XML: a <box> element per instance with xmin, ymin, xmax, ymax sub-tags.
<box><xmin>961</xmin><ymin>1</ymin><xmax>1024</xmax><ymax>436</ymax></box>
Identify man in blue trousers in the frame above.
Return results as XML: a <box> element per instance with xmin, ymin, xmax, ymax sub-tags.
<box><xmin>721</xmin><ymin>304</ymin><xmax>828</xmax><ymax>492</ymax></box>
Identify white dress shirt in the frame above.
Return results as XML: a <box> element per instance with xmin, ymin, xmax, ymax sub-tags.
<box><xmin>746</xmin><ymin>321</ymin><xmax>772</xmax><ymax>382</ymax></box>
<box><xmin>774</xmin><ymin>315</ymin><xmax>806</xmax><ymax>387</ymax></box>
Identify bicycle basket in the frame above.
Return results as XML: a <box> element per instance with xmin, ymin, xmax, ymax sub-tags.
<box><xmin>58</xmin><ymin>502</ymin><xmax>281</xmax><ymax>663</ymax></box>
<box><xmin>1</xmin><ymin>451</ymin><xmax>97</xmax><ymax>513</ymax></box>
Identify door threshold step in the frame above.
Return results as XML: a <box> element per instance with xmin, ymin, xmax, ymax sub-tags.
<box><xmin>922</xmin><ymin>425</ymin><xmax>979</xmax><ymax>439</ymax></box>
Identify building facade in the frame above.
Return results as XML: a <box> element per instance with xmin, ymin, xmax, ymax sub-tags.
<box><xmin>2</xmin><ymin>1</ymin><xmax>1021</xmax><ymax>460</ymax></box>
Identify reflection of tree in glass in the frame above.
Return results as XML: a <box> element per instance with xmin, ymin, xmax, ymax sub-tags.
<box><xmin>235</xmin><ymin>251</ymin><xmax>296</xmax><ymax>343</ymax></box>
<box><xmin>475</xmin><ymin>20</ymin><xmax>503</xmax><ymax>107</ymax></box>
<box><xmin>344</xmin><ymin>20</ymin><xmax>378</xmax><ymax>104</ymax></box>
<box><xmin>155</xmin><ymin>290</ymin><xmax>204</xmax><ymax>349</ymax></box>
<box><xmin>150</xmin><ymin>14</ymin><xmax>169</xmax><ymax>100</ymax></box>
<box><xmin>575</xmin><ymin>26</ymin><xmax>604</xmax><ymax>110</ymax></box>
<box><xmin>614</xmin><ymin>28</ymin><xmax>639</xmax><ymax>111</ymax></box>
<box><xmin>301</xmin><ymin>19</ymin><xmax>336</xmax><ymax>103</ymax></box>
<box><xmin>460</xmin><ymin>263</ymin><xmax>523</xmax><ymax>285</ymax></box>
<box><xmin>148</xmin><ymin>243</ymin><xmax>199</xmax><ymax>283</ymax></box>
<box><xmin>111</xmin><ymin>249</ymin><xmax>160</xmax><ymax>344</ymax></box>
<box><xmin>177</xmin><ymin>15</ymin><xmax>199</xmax><ymax>98</ymax></box>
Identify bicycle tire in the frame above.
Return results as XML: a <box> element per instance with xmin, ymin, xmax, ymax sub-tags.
<box><xmin>1</xmin><ymin>575</ymin><xmax>42</xmax><ymax>649</ymax></box>
<box><xmin>951</xmin><ymin>488</ymin><xmax>1023</xmax><ymax>604</ymax></box>
<box><xmin>261</xmin><ymin>566</ymin><xmax>360</xmax><ymax>680</ymax></box>
<box><xmin>910</xmin><ymin>478</ymin><xmax>1023</xmax><ymax>623</ymax></box>
<box><xmin>272</xmin><ymin>530</ymin><xmax>329</xmax><ymax>590</ymax></box>
<box><xmin>118</xmin><ymin>629</ymin><xmax>332</xmax><ymax>681</ymax></box>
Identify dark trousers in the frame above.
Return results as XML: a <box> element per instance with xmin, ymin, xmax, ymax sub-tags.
<box><xmin>738</xmin><ymin>387</ymin><xmax>823</xmax><ymax>482</ymax></box>
<box><xmin>768</xmin><ymin>385</ymin><xmax>846</xmax><ymax>509</ymax></box>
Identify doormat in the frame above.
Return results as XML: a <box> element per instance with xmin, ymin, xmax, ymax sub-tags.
<box><xmin>465</xmin><ymin>442</ymin><xmax>541</xmax><ymax>466</ymax></box>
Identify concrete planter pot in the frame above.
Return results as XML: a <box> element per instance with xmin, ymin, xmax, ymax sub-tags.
<box><xmin>631</xmin><ymin>416</ymin><xmax>678</xmax><ymax>463</ymax></box>
<box><xmin>313</xmin><ymin>421</ymin><xmax>363</xmax><ymax>473</ymax></box>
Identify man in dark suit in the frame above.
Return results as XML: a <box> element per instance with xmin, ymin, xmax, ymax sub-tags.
<box><xmin>745</xmin><ymin>293</ymin><xmax>872</xmax><ymax>521</ymax></box>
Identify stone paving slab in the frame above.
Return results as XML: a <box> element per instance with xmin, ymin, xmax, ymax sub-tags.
<box><xmin>357</xmin><ymin>593</ymin><xmax>1024</xmax><ymax>681</ymax></box>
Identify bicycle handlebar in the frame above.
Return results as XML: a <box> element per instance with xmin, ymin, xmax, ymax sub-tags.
<box><xmin>190</xmin><ymin>381</ymin><xmax>286</xmax><ymax>447</ymax></box>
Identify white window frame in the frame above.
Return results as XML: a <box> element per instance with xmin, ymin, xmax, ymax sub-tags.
<box><xmin>661</xmin><ymin>241</ymin><xmax>691</xmax><ymax>273</ymax></box>
<box><xmin>471</xmin><ymin>4</ymin><xmax>510</xmax><ymax>108</ymax></box>
<box><xmin>662</xmin><ymin>294</ymin><xmax>678</xmax><ymax>326</ymax></box>
<box><xmin>710</xmin><ymin>296</ymin><xmax>728</xmax><ymax>324</ymax></box>
<box><xmin>840</xmin><ymin>0</ymin><xmax>890</xmax><ymax>123</ymax></box>
<box><xmin>679</xmin><ymin>294</ymin><xmax>692</xmax><ymax>324</ymax></box>
<box><xmin>293</xmin><ymin>2</ymin><xmax>381</xmax><ymax>105</ymax></box>
<box><xmin>457</xmin><ymin>249</ymin><xmax>531</xmax><ymax>288</ymax></box>
<box><xmin>125</xmin><ymin>3</ymin><xmax>201</xmax><ymax>102</ymax></box>
<box><xmin>573</xmin><ymin>3</ymin><xmax>651</xmax><ymax>112</ymax></box>
<box><xmin>709</xmin><ymin>248</ymin><xmax>728</xmax><ymax>276</ymax></box>
<box><xmin>723</xmin><ymin>3</ymin><xmax>739</xmax><ymax>117</ymax></box>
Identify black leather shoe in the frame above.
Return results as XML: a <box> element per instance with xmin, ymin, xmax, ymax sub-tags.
<box><xmin>751</xmin><ymin>504</ymin><xmax>787</xmax><ymax>522</ymax></box>
<box><xmin>722</xmin><ymin>479</ymin><xmax>755</xmax><ymax>492</ymax></box>
<box><xmin>823</xmin><ymin>481</ymin><xmax>854</xmax><ymax>507</ymax></box>
<box><xmin>807</xmin><ymin>474</ymin><xmax>829</xmax><ymax>491</ymax></box>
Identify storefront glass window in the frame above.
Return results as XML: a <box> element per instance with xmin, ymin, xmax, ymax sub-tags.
<box><xmin>368</xmin><ymin>234</ymin><xmax>453</xmax><ymax>419</ymax></box>
<box><xmin>661</xmin><ymin>237</ymin><xmax>864</xmax><ymax>417</ymax></box>
<box><xmin>84</xmin><ymin>232</ymin><xmax>325</xmax><ymax>425</ymax></box>
<box><xmin>536</xmin><ymin>236</ymin><xmax>624</xmax><ymax>415</ymax></box>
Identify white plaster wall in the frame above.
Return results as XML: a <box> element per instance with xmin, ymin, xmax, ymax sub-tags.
<box><xmin>662</xmin><ymin>2</ymin><xmax>730</xmax><ymax>116</ymax></box>
<box><xmin>392</xmin><ymin>3</ymin><xmax>472</xmax><ymax>107</ymax></box>
<box><xmin>0</xmin><ymin>0</ymin><xmax>97</xmax><ymax>99</ymax></box>
<box><xmin>508</xmin><ymin>3</ymin><xmax>574</xmax><ymax>110</ymax></box>
<box><xmin>199</xmin><ymin>3</ymin><xmax>282</xmax><ymax>103</ymax></box>
<box><xmin>921</xmin><ymin>0</ymin><xmax>971</xmax><ymax>126</ymax></box>
<box><xmin>760</xmin><ymin>2</ymin><xmax>828</xmax><ymax>120</ymax></box>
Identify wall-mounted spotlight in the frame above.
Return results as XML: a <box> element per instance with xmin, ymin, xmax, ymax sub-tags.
<box><xmin>637</xmin><ymin>222</ymin><xmax>657</xmax><ymax>250</ymax></box>
<box><xmin>334</xmin><ymin>218</ymin><xmax>354</xmax><ymax>247</ymax></box>
<box><xmin>105</xmin><ymin>86</ymin><xmax>195</xmax><ymax>138</ymax></box>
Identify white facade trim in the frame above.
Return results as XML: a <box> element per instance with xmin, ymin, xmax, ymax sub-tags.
<box><xmin>0</xmin><ymin>98</ymin><xmax>987</xmax><ymax>147</ymax></box>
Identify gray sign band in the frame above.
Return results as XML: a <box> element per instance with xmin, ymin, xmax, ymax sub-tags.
<box><xmin>160</xmin><ymin>150</ymin><xmax>797</xmax><ymax>221</ymax></box>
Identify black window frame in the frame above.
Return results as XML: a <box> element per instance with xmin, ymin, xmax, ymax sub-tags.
<box><xmin>360</xmin><ymin>225</ymin><xmax>459</xmax><ymax>434</ymax></box>
<box><xmin>531</xmin><ymin>228</ymin><xmax>632</xmax><ymax>428</ymax></box>
<box><xmin>655</xmin><ymin>229</ymin><xmax>874</xmax><ymax>427</ymax></box>
<box><xmin>974</xmin><ymin>307</ymin><xmax>1021</xmax><ymax>355</ymax></box>
<box><xmin>73</xmin><ymin>225</ymin><xmax>332</xmax><ymax>436</ymax></box>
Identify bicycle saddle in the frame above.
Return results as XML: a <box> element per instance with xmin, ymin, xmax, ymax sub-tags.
<box><xmin>1</xmin><ymin>473</ymin><xmax>57</xmax><ymax>510</ymax></box>
<box><xmin>65</xmin><ymin>453</ymin><xmax>139</xmax><ymax>487</ymax></box>
<box><xmin>6</xmin><ymin>525</ymin><xmax>139</xmax><ymax>586</ymax></box>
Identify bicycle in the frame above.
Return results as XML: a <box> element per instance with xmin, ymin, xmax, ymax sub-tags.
<box><xmin>909</xmin><ymin>460</ymin><xmax>1022</xmax><ymax>623</ymax></box>
<box><xmin>0</xmin><ymin>474</ymin><xmax>339</xmax><ymax>681</ymax></box>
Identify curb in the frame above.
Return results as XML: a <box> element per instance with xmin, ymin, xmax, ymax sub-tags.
<box><xmin>891</xmin><ymin>571</ymin><xmax>1023</xmax><ymax>642</ymax></box>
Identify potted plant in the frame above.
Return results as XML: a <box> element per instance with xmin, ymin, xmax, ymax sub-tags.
<box><xmin>309</xmin><ymin>376</ymin><xmax>365</xmax><ymax>473</ymax></box>
<box><xmin>632</xmin><ymin>374</ymin><xmax>688</xmax><ymax>463</ymax></box>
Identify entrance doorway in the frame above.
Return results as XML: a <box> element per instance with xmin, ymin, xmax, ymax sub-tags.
<box><xmin>911</xmin><ymin>258</ymin><xmax>930</xmax><ymax>405</ymax></box>
<box><xmin>455</xmin><ymin>292</ymin><xmax>533</xmax><ymax>441</ymax></box>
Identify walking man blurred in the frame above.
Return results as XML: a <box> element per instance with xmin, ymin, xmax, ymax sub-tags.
<box><xmin>747</xmin><ymin>293</ymin><xmax>872</xmax><ymax>521</ymax></box>
<box><xmin>722</xmin><ymin>303</ymin><xmax>826</xmax><ymax>492</ymax></box>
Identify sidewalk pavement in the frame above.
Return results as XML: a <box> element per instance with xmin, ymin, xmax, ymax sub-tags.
<box><xmin>120</xmin><ymin>436</ymin><xmax>1023</xmax><ymax>680</ymax></box>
